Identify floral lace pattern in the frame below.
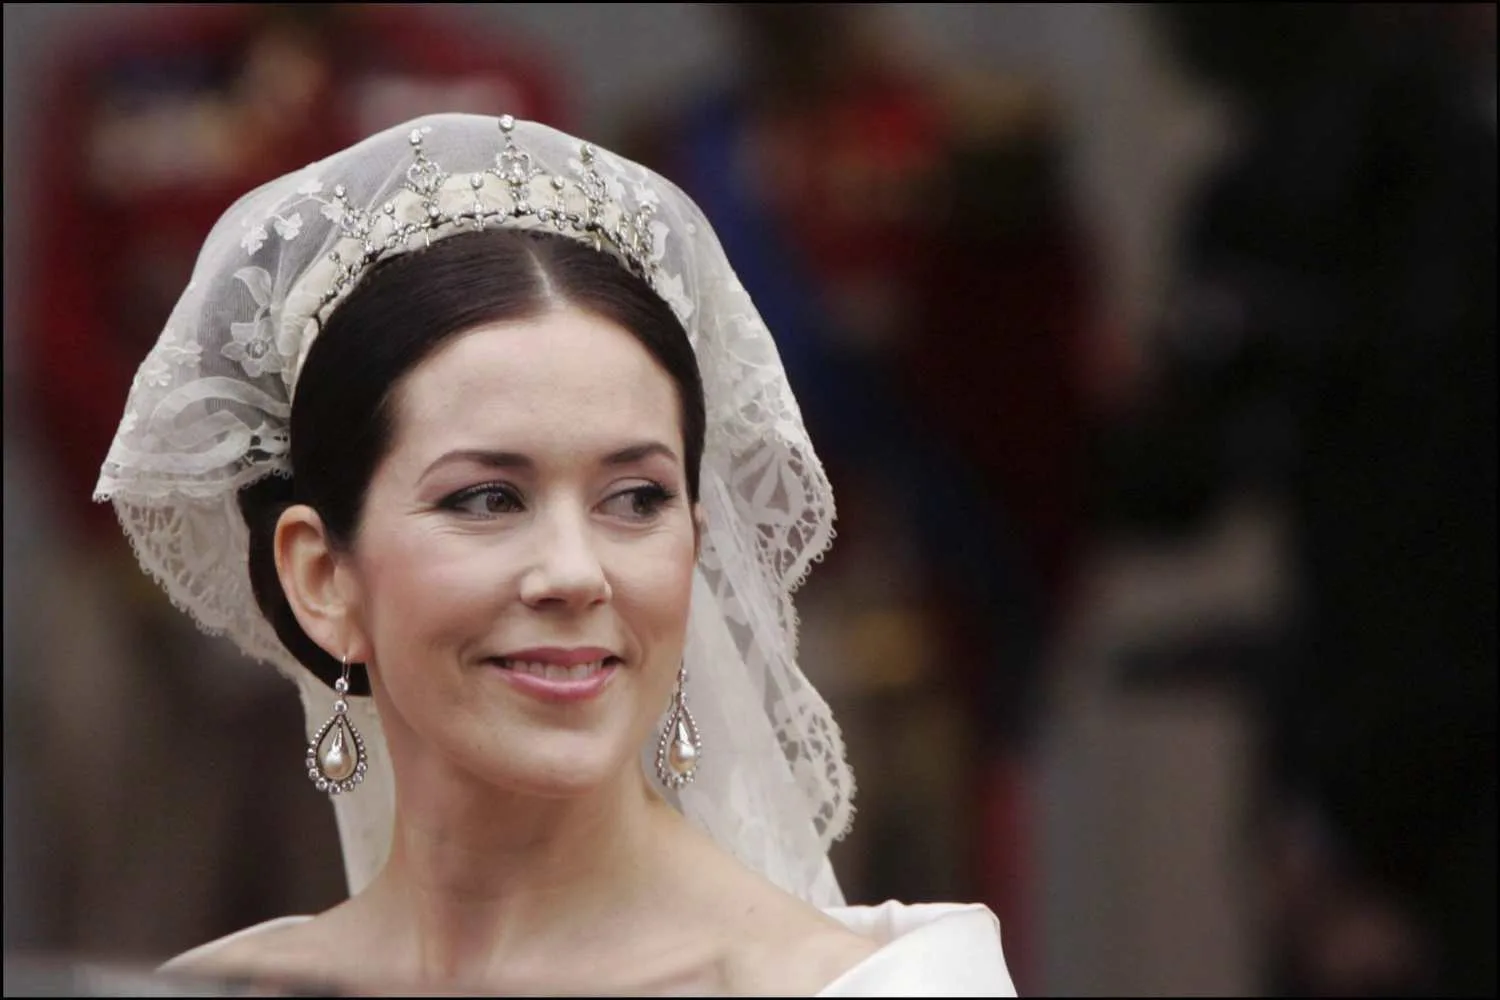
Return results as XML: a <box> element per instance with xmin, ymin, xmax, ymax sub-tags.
<box><xmin>95</xmin><ymin>115</ymin><xmax>853</xmax><ymax>902</ymax></box>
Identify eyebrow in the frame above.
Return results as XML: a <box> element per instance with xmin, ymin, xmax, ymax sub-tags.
<box><xmin>419</xmin><ymin>442</ymin><xmax>680</xmax><ymax>481</ymax></box>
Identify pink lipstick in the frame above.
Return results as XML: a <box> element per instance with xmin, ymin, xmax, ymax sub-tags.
<box><xmin>488</xmin><ymin>647</ymin><xmax>621</xmax><ymax>703</ymax></box>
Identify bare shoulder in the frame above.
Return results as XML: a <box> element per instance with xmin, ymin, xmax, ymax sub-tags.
<box><xmin>163</xmin><ymin>917</ymin><xmax>340</xmax><ymax>990</ymax></box>
<box><xmin>716</xmin><ymin>880</ymin><xmax>881</xmax><ymax>994</ymax></box>
<box><xmin>765</xmin><ymin>917</ymin><xmax>882</xmax><ymax>994</ymax></box>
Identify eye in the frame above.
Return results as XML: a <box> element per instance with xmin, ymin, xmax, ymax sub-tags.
<box><xmin>440</xmin><ymin>483</ymin><xmax>525</xmax><ymax>517</ymax></box>
<box><xmin>599</xmin><ymin>483</ymin><xmax>678</xmax><ymax>522</ymax></box>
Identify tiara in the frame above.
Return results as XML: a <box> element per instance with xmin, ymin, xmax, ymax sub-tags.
<box><xmin>313</xmin><ymin>115</ymin><xmax>666</xmax><ymax>317</ymax></box>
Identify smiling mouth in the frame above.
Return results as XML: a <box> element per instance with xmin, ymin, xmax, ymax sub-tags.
<box><xmin>488</xmin><ymin>656</ymin><xmax>623</xmax><ymax>681</ymax></box>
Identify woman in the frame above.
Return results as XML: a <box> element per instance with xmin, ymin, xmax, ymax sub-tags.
<box><xmin>94</xmin><ymin>114</ymin><xmax>1016</xmax><ymax>995</ymax></box>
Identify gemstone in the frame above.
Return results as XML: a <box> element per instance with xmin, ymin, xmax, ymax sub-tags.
<box><xmin>669</xmin><ymin>740</ymin><xmax>698</xmax><ymax>776</ymax></box>
<box><xmin>668</xmin><ymin>717</ymin><xmax>699</xmax><ymax>776</ymax></box>
<box><xmin>317</xmin><ymin>719</ymin><xmax>358</xmax><ymax>781</ymax></box>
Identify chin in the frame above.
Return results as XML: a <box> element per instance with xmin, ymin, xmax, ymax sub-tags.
<box><xmin>462</xmin><ymin>728</ymin><xmax>643</xmax><ymax>799</ymax></box>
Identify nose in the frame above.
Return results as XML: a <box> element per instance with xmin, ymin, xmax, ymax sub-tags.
<box><xmin>518</xmin><ymin>505</ymin><xmax>612</xmax><ymax>610</ymax></box>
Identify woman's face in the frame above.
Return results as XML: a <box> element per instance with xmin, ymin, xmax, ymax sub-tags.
<box><xmin>345</xmin><ymin>304</ymin><xmax>697</xmax><ymax>798</ymax></box>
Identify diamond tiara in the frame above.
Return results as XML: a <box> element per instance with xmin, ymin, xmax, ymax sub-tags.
<box><xmin>313</xmin><ymin>115</ymin><xmax>665</xmax><ymax>317</ymax></box>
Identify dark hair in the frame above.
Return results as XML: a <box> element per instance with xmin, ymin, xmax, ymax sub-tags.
<box><xmin>238</xmin><ymin>229</ymin><xmax>706</xmax><ymax>692</ymax></box>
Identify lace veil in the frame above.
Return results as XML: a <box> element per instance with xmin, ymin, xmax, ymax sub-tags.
<box><xmin>93</xmin><ymin>114</ymin><xmax>853</xmax><ymax>906</ymax></box>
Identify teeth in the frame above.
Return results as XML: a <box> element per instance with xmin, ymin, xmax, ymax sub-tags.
<box><xmin>503</xmin><ymin>659</ymin><xmax>607</xmax><ymax>681</ymax></box>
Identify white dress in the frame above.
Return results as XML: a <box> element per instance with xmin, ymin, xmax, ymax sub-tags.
<box><xmin>819</xmin><ymin>900</ymin><xmax>1017</xmax><ymax>996</ymax></box>
<box><xmin>163</xmin><ymin>899</ymin><xmax>1017</xmax><ymax>996</ymax></box>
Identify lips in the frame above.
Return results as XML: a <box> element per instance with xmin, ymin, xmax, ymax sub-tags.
<box><xmin>492</xmin><ymin>646</ymin><xmax>620</xmax><ymax>668</ymax></box>
<box><xmin>485</xmin><ymin>649</ymin><xmax>623</xmax><ymax>704</ymax></box>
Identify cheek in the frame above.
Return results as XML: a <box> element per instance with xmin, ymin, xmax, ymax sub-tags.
<box><xmin>355</xmin><ymin>528</ymin><xmax>515</xmax><ymax>649</ymax></box>
<box><xmin>609</xmin><ymin>531</ymin><xmax>697</xmax><ymax>646</ymax></box>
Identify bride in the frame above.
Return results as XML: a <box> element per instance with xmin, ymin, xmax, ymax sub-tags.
<box><xmin>94</xmin><ymin>113</ymin><xmax>1016</xmax><ymax>995</ymax></box>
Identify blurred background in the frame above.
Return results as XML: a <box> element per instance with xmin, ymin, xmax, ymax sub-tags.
<box><xmin>3</xmin><ymin>3</ymin><xmax>1494</xmax><ymax>996</ymax></box>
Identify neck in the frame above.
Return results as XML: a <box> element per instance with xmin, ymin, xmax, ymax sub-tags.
<box><xmin>363</xmin><ymin>750</ymin><xmax>681</xmax><ymax>987</ymax></box>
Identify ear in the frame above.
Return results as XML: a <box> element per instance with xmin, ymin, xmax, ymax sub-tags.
<box><xmin>274</xmin><ymin>504</ymin><xmax>369</xmax><ymax>662</ymax></box>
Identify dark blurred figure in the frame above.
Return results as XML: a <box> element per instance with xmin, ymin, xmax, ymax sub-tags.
<box><xmin>904</xmin><ymin>76</ymin><xmax>1102</xmax><ymax>689</ymax></box>
<box><xmin>1109</xmin><ymin>5</ymin><xmax>1496</xmax><ymax>995</ymax></box>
